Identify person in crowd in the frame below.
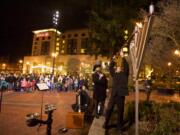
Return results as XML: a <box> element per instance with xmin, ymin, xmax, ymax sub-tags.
<box><xmin>6</xmin><ymin>73</ymin><xmax>15</xmax><ymax>91</ymax></box>
<box><xmin>0</xmin><ymin>75</ymin><xmax>8</xmax><ymax>91</ymax></box>
<box><xmin>21</xmin><ymin>78</ymin><xmax>28</xmax><ymax>92</ymax></box>
<box><xmin>144</xmin><ymin>76</ymin><xmax>152</xmax><ymax>102</ymax></box>
<box><xmin>103</xmin><ymin>49</ymin><xmax>129</xmax><ymax>134</ymax></box>
<box><xmin>92</xmin><ymin>61</ymin><xmax>108</xmax><ymax>118</ymax></box>
<box><xmin>72</xmin><ymin>85</ymin><xmax>91</xmax><ymax>114</ymax></box>
<box><xmin>73</xmin><ymin>77</ymin><xmax>79</xmax><ymax>92</ymax></box>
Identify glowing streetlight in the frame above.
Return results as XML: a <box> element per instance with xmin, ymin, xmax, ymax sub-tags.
<box><xmin>19</xmin><ymin>60</ymin><xmax>23</xmax><ymax>64</ymax></box>
<box><xmin>168</xmin><ymin>62</ymin><xmax>172</xmax><ymax>67</ymax></box>
<box><xmin>174</xmin><ymin>49</ymin><xmax>180</xmax><ymax>55</ymax></box>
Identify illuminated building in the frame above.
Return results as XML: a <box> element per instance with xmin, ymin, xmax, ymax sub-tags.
<box><xmin>23</xmin><ymin>28</ymin><xmax>108</xmax><ymax>74</ymax></box>
<box><xmin>32</xmin><ymin>28</ymin><xmax>61</xmax><ymax>56</ymax></box>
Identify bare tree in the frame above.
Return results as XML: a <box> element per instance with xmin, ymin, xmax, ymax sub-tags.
<box><xmin>144</xmin><ymin>0</ymin><xmax>180</xmax><ymax>74</ymax></box>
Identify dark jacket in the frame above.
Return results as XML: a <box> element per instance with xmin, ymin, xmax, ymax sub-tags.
<box><xmin>109</xmin><ymin>58</ymin><xmax>129</xmax><ymax>97</ymax></box>
<box><xmin>92</xmin><ymin>72</ymin><xmax>108</xmax><ymax>101</ymax></box>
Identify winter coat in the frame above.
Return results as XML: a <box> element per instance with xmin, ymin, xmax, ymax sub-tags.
<box><xmin>92</xmin><ymin>72</ymin><xmax>108</xmax><ymax>101</ymax></box>
<box><xmin>109</xmin><ymin>58</ymin><xmax>129</xmax><ymax>97</ymax></box>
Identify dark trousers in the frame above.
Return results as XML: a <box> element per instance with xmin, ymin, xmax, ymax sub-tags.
<box><xmin>104</xmin><ymin>96</ymin><xmax>125</xmax><ymax>130</ymax></box>
<box><xmin>94</xmin><ymin>99</ymin><xmax>105</xmax><ymax>116</ymax></box>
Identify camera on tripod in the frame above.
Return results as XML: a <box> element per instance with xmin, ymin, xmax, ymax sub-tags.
<box><xmin>25</xmin><ymin>104</ymin><xmax>56</xmax><ymax>135</ymax></box>
<box><xmin>44</xmin><ymin>104</ymin><xmax>56</xmax><ymax>114</ymax></box>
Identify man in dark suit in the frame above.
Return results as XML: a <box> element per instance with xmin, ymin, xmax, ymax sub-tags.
<box><xmin>92</xmin><ymin>63</ymin><xmax>108</xmax><ymax>118</ymax></box>
<box><xmin>103</xmin><ymin>51</ymin><xmax>129</xmax><ymax>134</ymax></box>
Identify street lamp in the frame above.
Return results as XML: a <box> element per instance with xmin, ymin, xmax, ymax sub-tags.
<box><xmin>174</xmin><ymin>49</ymin><xmax>180</xmax><ymax>56</ymax></box>
<box><xmin>168</xmin><ymin>62</ymin><xmax>172</xmax><ymax>67</ymax></box>
<box><xmin>19</xmin><ymin>59</ymin><xmax>23</xmax><ymax>72</ymax></box>
<box><xmin>51</xmin><ymin>52</ymin><xmax>58</xmax><ymax>76</ymax></box>
<box><xmin>52</xmin><ymin>10</ymin><xmax>60</xmax><ymax>76</ymax></box>
<box><xmin>2</xmin><ymin>63</ymin><xmax>6</xmax><ymax>70</ymax></box>
<box><xmin>26</xmin><ymin>62</ymin><xmax>30</xmax><ymax>74</ymax></box>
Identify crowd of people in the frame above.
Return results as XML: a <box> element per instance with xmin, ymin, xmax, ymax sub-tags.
<box><xmin>0</xmin><ymin>72</ymin><xmax>90</xmax><ymax>93</ymax></box>
<box><xmin>0</xmin><ymin>48</ymin><xmax>131</xmax><ymax>134</ymax></box>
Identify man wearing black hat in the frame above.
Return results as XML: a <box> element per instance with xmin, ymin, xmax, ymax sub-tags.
<box><xmin>92</xmin><ymin>63</ymin><xmax>108</xmax><ymax>118</ymax></box>
<box><xmin>103</xmin><ymin>50</ymin><xmax>129</xmax><ymax>134</ymax></box>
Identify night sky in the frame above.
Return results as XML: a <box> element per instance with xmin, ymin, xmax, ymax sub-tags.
<box><xmin>0</xmin><ymin>0</ymin><xmax>90</xmax><ymax>62</ymax></box>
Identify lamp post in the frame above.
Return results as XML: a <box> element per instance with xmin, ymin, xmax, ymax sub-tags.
<box><xmin>52</xmin><ymin>10</ymin><xmax>60</xmax><ymax>76</ymax></box>
<box><xmin>26</xmin><ymin>62</ymin><xmax>30</xmax><ymax>74</ymax></box>
<box><xmin>19</xmin><ymin>59</ymin><xmax>23</xmax><ymax>72</ymax></box>
<box><xmin>51</xmin><ymin>53</ymin><xmax>58</xmax><ymax>76</ymax></box>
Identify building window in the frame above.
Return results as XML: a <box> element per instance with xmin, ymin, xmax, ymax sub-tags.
<box><xmin>34</xmin><ymin>46</ymin><xmax>38</xmax><ymax>50</ymax></box>
<box><xmin>81</xmin><ymin>49</ymin><xmax>85</xmax><ymax>54</ymax></box>
<box><xmin>68</xmin><ymin>34</ymin><xmax>71</xmax><ymax>38</ymax></box>
<box><xmin>41</xmin><ymin>41</ymin><xmax>50</xmax><ymax>55</ymax></box>
<box><xmin>61</xmin><ymin>50</ymin><xmax>65</xmax><ymax>54</ymax></box>
<box><xmin>48</xmin><ymin>36</ymin><xmax>51</xmax><ymax>40</ymax></box>
<box><xmin>56</xmin><ymin>47</ymin><xmax>59</xmax><ymax>51</ymax></box>
<box><xmin>56</xmin><ymin>42</ymin><xmax>60</xmax><ymax>46</ymax></box>
<box><xmin>36</xmin><ymin>37</ymin><xmax>39</xmax><ymax>41</ymax></box>
<box><xmin>81</xmin><ymin>38</ymin><xmax>89</xmax><ymax>53</ymax></box>
<box><xmin>81</xmin><ymin>33</ymin><xmax>86</xmax><ymax>37</ymax></box>
<box><xmin>62</xmin><ymin>40</ymin><xmax>65</xmax><ymax>44</ymax></box>
<box><xmin>42</xmin><ymin>37</ymin><xmax>45</xmax><ymax>40</ymax></box>
<box><xmin>56</xmin><ymin>38</ymin><xmax>60</xmax><ymax>41</ymax></box>
<box><xmin>74</xmin><ymin>34</ymin><xmax>78</xmax><ymax>37</ymax></box>
<box><xmin>33</xmin><ymin>51</ymin><xmax>38</xmax><ymax>56</ymax></box>
<box><xmin>62</xmin><ymin>35</ymin><xmax>66</xmax><ymax>38</ymax></box>
<box><xmin>67</xmin><ymin>39</ymin><xmax>77</xmax><ymax>54</ymax></box>
<box><xmin>34</xmin><ymin>42</ymin><xmax>37</xmax><ymax>45</ymax></box>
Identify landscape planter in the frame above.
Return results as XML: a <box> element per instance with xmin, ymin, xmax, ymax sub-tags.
<box><xmin>157</xmin><ymin>88</ymin><xmax>175</xmax><ymax>95</ymax></box>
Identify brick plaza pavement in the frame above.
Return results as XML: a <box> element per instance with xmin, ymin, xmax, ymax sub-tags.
<box><xmin>0</xmin><ymin>91</ymin><xmax>88</xmax><ymax>135</ymax></box>
<box><xmin>0</xmin><ymin>90</ymin><xmax>180</xmax><ymax>135</ymax></box>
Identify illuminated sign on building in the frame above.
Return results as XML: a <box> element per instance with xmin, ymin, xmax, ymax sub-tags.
<box><xmin>36</xmin><ymin>32</ymin><xmax>49</xmax><ymax>37</ymax></box>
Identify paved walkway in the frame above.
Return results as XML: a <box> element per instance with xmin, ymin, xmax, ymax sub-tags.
<box><xmin>0</xmin><ymin>91</ymin><xmax>89</xmax><ymax>135</ymax></box>
<box><xmin>88</xmin><ymin>91</ymin><xmax>180</xmax><ymax>135</ymax></box>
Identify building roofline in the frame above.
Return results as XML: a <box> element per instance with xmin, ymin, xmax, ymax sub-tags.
<box><xmin>32</xmin><ymin>28</ymin><xmax>61</xmax><ymax>35</ymax></box>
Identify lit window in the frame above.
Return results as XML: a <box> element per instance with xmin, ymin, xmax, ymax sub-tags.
<box><xmin>81</xmin><ymin>49</ymin><xmax>85</xmax><ymax>53</ymax></box>
<box><xmin>56</xmin><ymin>38</ymin><xmax>60</xmax><ymax>41</ymax></box>
<box><xmin>61</xmin><ymin>50</ymin><xmax>64</xmax><ymax>53</ymax></box>
<box><xmin>56</xmin><ymin>47</ymin><xmax>59</xmax><ymax>51</ymax></box>
<box><xmin>56</xmin><ymin>43</ymin><xmax>60</xmax><ymax>46</ymax></box>
<box><xmin>62</xmin><ymin>40</ymin><xmax>65</xmax><ymax>44</ymax></box>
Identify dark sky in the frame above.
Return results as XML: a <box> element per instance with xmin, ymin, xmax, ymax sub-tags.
<box><xmin>0</xmin><ymin>0</ymin><xmax>90</xmax><ymax>62</ymax></box>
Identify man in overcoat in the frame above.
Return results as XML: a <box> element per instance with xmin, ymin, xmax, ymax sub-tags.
<box><xmin>103</xmin><ymin>51</ymin><xmax>129</xmax><ymax>134</ymax></box>
<box><xmin>92</xmin><ymin>63</ymin><xmax>108</xmax><ymax>118</ymax></box>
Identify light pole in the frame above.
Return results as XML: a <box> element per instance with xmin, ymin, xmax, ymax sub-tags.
<box><xmin>26</xmin><ymin>62</ymin><xmax>30</xmax><ymax>74</ymax></box>
<box><xmin>51</xmin><ymin>52</ymin><xmax>58</xmax><ymax>76</ymax></box>
<box><xmin>52</xmin><ymin>10</ymin><xmax>60</xmax><ymax>76</ymax></box>
<box><xmin>19</xmin><ymin>59</ymin><xmax>23</xmax><ymax>72</ymax></box>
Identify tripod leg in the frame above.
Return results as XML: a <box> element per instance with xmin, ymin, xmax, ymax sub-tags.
<box><xmin>0</xmin><ymin>90</ymin><xmax>3</xmax><ymax>113</ymax></box>
<box><xmin>40</xmin><ymin>91</ymin><xmax>44</xmax><ymax>120</ymax></box>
